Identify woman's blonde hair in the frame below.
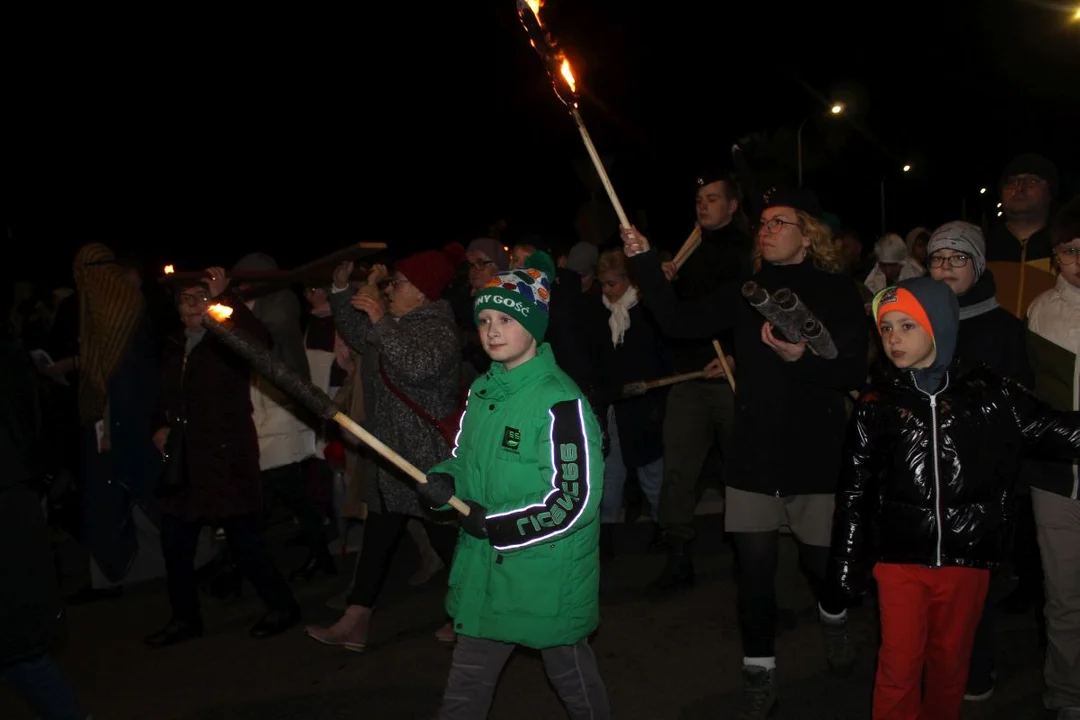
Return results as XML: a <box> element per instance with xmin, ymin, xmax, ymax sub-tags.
<box><xmin>752</xmin><ymin>210</ymin><xmax>845</xmax><ymax>274</ymax></box>
<box><xmin>597</xmin><ymin>248</ymin><xmax>636</xmax><ymax>285</ymax></box>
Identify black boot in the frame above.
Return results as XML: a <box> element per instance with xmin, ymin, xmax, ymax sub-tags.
<box><xmin>600</xmin><ymin>524</ymin><xmax>615</xmax><ymax>563</ymax></box>
<box><xmin>249</xmin><ymin>602</ymin><xmax>301</xmax><ymax>638</ymax></box>
<box><xmin>649</xmin><ymin>537</ymin><xmax>694</xmax><ymax>592</ymax></box>
<box><xmin>288</xmin><ymin>543</ymin><xmax>338</xmax><ymax>582</ymax></box>
<box><xmin>202</xmin><ymin>560</ymin><xmax>244</xmax><ymax>600</ymax></box>
<box><xmin>647</xmin><ymin>523</ymin><xmax>666</xmax><ymax>553</ymax></box>
<box><xmin>145</xmin><ymin>617</ymin><xmax>203</xmax><ymax>648</ymax></box>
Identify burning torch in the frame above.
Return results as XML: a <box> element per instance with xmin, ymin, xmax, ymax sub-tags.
<box><xmin>202</xmin><ymin>304</ymin><xmax>471</xmax><ymax>515</ymax></box>
<box><xmin>516</xmin><ymin>0</ymin><xmax>631</xmax><ymax>229</ymax></box>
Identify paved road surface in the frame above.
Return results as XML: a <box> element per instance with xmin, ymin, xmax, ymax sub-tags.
<box><xmin>0</xmin><ymin>517</ymin><xmax>1055</xmax><ymax>719</ymax></box>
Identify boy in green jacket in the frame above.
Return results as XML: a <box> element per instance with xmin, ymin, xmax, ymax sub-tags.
<box><xmin>417</xmin><ymin>251</ymin><xmax>610</xmax><ymax>719</ymax></box>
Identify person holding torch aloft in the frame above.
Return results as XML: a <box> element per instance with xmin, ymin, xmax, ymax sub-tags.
<box><xmin>146</xmin><ymin>268</ymin><xmax>300</xmax><ymax>647</ymax></box>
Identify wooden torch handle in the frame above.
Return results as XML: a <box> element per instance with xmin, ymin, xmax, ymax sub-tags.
<box><xmin>672</xmin><ymin>226</ymin><xmax>702</xmax><ymax>270</ymax></box>
<box><xmin>331</xmin><ymin>411</ymin><xmax>471</xmax><ymax>516</ymax></box>
<box><xmin>711</xmin><ymin>340</ymin><xmax>737</xmax><ymax>393</ymax></box>
<box><xmin>570</xmin><ymin>108</ymin><xmax>631</xmax><ymax>229</ymax></box>
<box><xmin>642</xmin><ymin>370</ymin><xmax>707</xmax><ymax>390</ymax></box>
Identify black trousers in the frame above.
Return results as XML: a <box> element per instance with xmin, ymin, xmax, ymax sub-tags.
<box><xmin>347</xmin><ymin>511</ymin><xmax>456</xmax><ymax>608</ymax></box>
<box><xmin>735</xmin><ymin>530</ymin><xmax>844</xmax><ymax>658</ymax></box>
<box><xmin>161</xmin><ymin>513</ymin><xmax>294</xmax><ymax>622</ymax></box>
<box><xmin>262</xmin><ymin>462</ymin><xmax>327</xmax><ymax>542</ymax></box>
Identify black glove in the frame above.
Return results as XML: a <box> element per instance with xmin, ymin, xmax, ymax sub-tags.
<box><xmin>458</xmin><ymin>500</ymin><xmax>489</xmax><ymax>540</ymax></box>
<box><xmin>417</xmin><ymin>472</ymin><xmax>456</xmax><ymax>509</ymax></box>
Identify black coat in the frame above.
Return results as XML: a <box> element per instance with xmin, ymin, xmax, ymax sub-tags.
<box><xmin>666</xmin><ymin>223</ymin><xmax>754</xmax><ymax>374</ymax></box>
<box><xmin>631</xmin><ymin>250</ymin><xmax>868</xmax><ymax>496</ymax></box>
<box><xmin>956</xmin><ymin>271</ymin><xmax>1033</xmax><ymax>387</ymax></box>
<box><xmin>0</xmin><ymin>336</ymin><xmax>63</xmax><ymax>664</ymax></box>
<box><xmin>583</xmin><ymin>294</ymin><xmax>671</xmax><ymax>467</ymax></box>
<box><xmin>157</xmin><ymin>294</ymin><xmax>270</xmax><ymax>522</ymax></box>
<box><xmin>831</xmin><ymin>363</ymin><xmax>1080</xmax><ymax>599</ymax></box>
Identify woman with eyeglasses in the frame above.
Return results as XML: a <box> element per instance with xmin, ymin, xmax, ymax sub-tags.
<box><xmin>1025</xmin><ymin>196</ymin><xmax>1080</xmax><ymax>717</ymax></box>
<box><xmin>925</xmin><ymin>221</ymin><xmax>1035</xmax><ymax>703</ymax></box>
<box><xmin>622</xmin><ymin>187</ymin><xmax>869</xmax><ymax>717</ymax></box>
<box><xmin>464</xmin><ymin>238</ymin><xmax>509</xmax><ymax>295</ymax></box>
<box><xmin>147</xmin><ymin>268</ymin><xmax>300</xmax><ymax>647</ymax></box>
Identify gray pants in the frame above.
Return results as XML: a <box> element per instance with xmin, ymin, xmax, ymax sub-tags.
<box><xmin>660</xmin><ymin>381</ymin><xmax>735</xmax><ymax>541</ymax></box>
<box><xmin>437</xmin><ymin>635</ymin><xmax>610</xmax><ymax>719</ymax></box>
<box><xmin>1032</xmin><ymin>487</ymin><xmax>1080</xmax><ymax>710</ymax></box>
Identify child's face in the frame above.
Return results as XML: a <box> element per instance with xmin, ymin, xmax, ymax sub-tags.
<box><xmin>1056</xmin><ymin>239</ymin><xmax>1080</xmax><ymax>290</ymax></box>
<box><xmin>478</xmin><ymin>309</ymin><xmax>536</xmax><ymax>370</ymax></box>
<box><xmin>928</xmin><ymin>250</ymin><xmax>977</xmax><ymax>296</ymax></box>
<box><xmin>879</xmin><ymin>310</ymin><xmax>936</xmax><ymax>370</ymax></box>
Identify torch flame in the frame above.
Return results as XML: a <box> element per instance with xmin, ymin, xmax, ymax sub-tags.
<box><xmin>559</xmin><ymin>58</ymin><xmax>576</xmax><ymax>93</ymax></box>
<box><xmin>207</xmin><ymin>304</ymin><xmax>234</xmax><ymax>322</ymax></box>
<box><xmin>525</xmin><ymin>0</ymin><xmax>540</xmax><ymax>17</ymax></box>
<box><xmin>164</xmin><ymin>264</ymin><xmax>175</xmax><ymax>275</ymax></box>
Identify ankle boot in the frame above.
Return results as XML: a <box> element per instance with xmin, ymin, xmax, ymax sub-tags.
<box><xmin>289</xmin><ymin>544</ymin><xmax>338</xmax><ymax>582</ymax></box>
<box><xmin>305</xmin><ymin>605</ymin><xmax>370</xmax><ymax>653</ymax></box>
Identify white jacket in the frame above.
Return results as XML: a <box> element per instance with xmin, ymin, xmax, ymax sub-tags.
<box><xmin>251</xmin><ymin>378</ymin><xmax>316</xmax><ymax>471</ymax></box>
<box><xmin>864</xmin><ymin>259</ymin><xmax>925</xmax><ymax>294</ymax></box>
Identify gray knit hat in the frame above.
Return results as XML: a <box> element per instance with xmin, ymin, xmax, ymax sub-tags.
<box><xmin>928</xmin><ymin>221</ymin><xmax>986</xmax><ymax>279</ymax></box>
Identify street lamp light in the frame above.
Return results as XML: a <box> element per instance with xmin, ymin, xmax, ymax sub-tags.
<box><xmin>902</xmin><ymin>164</ymin><xmax>912</xmax><ymax>173</ymax></box>
<box><xmin>797</xmin><ymin>103</ymin><xmax>844</xmax><ymax>186</ymax></box>
<box><xmin>979</xmin><ymin>187</ymin><xmax>987</xmax><ymax>194</ymax></box>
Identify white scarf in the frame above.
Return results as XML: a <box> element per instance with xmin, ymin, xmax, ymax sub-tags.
<box><xmin>603</xmin><ymin>286</ymin><xmax>639</xmax><ymax>347</ymax></box>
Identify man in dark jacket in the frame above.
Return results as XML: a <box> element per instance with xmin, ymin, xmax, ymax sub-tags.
<box><xmin>985</xmin><ymin>153</ymin><xmax>1059</xmax><ymax>318</ymax></box>
<box><xmin>0</xmin><ymin>306</ymin><xmax>89</xmax><ymax>719</ymax></box>
<box><xmin>649</xmin><ymin>168</ymin><xmax>754</xmax><ymax>591</ymax></box>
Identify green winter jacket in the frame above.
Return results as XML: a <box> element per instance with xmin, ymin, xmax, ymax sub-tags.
<box><xmin>429</xmin><ymin>343</ymin><xmax>604</xmax><ymax>649</ymax></box>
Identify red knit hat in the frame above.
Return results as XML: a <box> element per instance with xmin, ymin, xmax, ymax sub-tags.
<box><xmin>395</xmin><ymin>243</ymin><xmax>467</xmax><ymax>301</ymax></box>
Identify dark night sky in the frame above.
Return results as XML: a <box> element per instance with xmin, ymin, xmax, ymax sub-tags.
<box><xmin>5</xmin><ymin>0</ymin><xmax>1079</xmax><ymax>285</ymax></box>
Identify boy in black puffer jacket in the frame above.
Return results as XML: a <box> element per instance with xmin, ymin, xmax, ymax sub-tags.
<box><xmin>830</xmin><ymin>277</ymin><xmax>1080</xmax><ymax>719</ymax></box>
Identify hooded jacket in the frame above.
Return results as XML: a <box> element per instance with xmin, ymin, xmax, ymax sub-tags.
<box><xmin>429</xmin><ymin>343</ymin><xmax>604</xmax><ymax>649</ymax></box>
<box><xmin>832</xmin><ymin>278</ymin><xmax>1080</xmax><ymax>598</ymax></box>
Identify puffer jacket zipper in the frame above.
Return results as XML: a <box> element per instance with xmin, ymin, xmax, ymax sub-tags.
<box><xmin>913</xmin><ymin>371</ymin><xmax>950</xmax><ymax>567</ymax></box>
<box><xmin>1072</xmin><ymin>352</ymin><xmax>1079</xmax><ymax>500</ymax></box>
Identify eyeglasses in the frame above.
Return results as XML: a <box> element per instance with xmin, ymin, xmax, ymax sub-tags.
<box><xmin>1002</xmin><ymin>176</ymin><xmax>1047</xmax><ymax>192</ymax></box>
<box><xmin>927</xmin><ymin>253</ymin><xmax>971</xmax><ymax>269</ymax></box>
<box><xmin>386</xmin><ymin>276</ymin><xmax>411</xmax><ymax>289</ymax></box>
<box><xmin>756</xmin><ymin>217</ymin><xmax>800</xmax><ymax>235</ymax></box>
<box><xmin>1055</xmin><ymin>245</ymin><xmax>1080</xmax><ymax>266</ymax></box>
<box><xmin>178</xmin><ymin>291</ymin><xmax>209</xmax><ymax>306</ymax></box>
<box><xmin>469</xmin><ymin>260</ymin><xmax>495</xmax><ymax>272</ymax></box>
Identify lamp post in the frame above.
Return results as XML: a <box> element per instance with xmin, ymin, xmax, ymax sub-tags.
<box><xmin>797</xmin><ymin>103</ymin><xmax>844</xmax><ymax>187</ymax></box>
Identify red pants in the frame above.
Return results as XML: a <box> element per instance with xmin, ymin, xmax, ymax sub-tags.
<box><xmin>872</xmin><ymin>563</ymin><xmax>990</xmax><ymax>720</ymax></box>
